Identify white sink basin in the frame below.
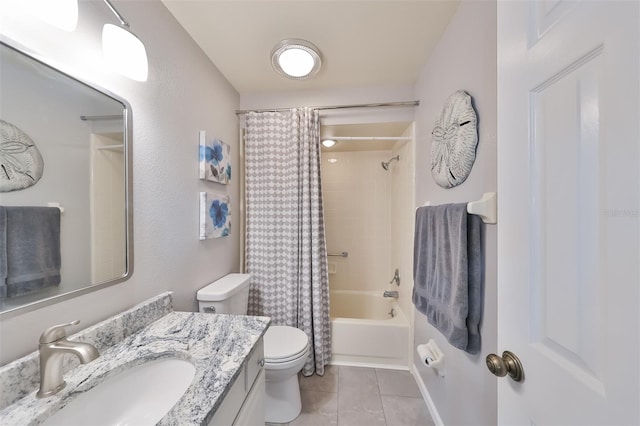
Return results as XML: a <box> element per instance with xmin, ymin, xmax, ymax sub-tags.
<box><xmin>43</xmin><ymin>358</ymin><xmax>196</xmax><ymax>426</ymax></box>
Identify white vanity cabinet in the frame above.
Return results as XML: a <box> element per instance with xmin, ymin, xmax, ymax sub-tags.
<box><xmin>208</xmin><ymin>338</ymin><xmax>265</xmax><ymax>426</ymax></box>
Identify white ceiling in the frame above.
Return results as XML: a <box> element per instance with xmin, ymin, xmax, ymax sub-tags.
<box><xmin>162</xmin><ymin>0</ymin><xmax>460</xmax><ymax>95</ymax></box>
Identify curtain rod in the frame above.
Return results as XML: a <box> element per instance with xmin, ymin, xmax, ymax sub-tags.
<box><xmin>235</xmin><ymin>100</ymin><xmax>419</xmax><ymax>115</ymax></box>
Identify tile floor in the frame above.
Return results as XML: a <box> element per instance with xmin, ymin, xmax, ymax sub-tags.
<box><xmin>267</xmin><ymin>365</ymin><xmax>435</xmax><ymax>426</ymax></box>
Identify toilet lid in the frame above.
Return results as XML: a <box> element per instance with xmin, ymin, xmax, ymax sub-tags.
<box><xmin>264</xmin><ymin>326</ymin><xmax>309</xmax><ymax>363</ymax></box>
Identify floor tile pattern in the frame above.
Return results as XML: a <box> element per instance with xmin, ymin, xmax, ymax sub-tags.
<box><xmin>267</xmin><ymin>365</ymin><xmax>435</xmax><ymax>426</ymax></box>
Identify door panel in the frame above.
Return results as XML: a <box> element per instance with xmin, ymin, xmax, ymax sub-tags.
<box><xmin>530</xmin><ymin>48</ymin><xmax>604</xmax><ymax>392</ymax></box>
<box><xmin>497</xmin><ymin>1</ymin><xmax>639</xmax><ymax>424</ymax></box>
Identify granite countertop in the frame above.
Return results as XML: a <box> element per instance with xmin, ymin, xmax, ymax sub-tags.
<box><xmin>0</xmin><ymin>296</ymin><xmax>270</xmax><ymax>426</ymax></box>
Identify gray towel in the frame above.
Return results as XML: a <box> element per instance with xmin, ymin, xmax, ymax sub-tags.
<box><xmin>0</xmin><ymin>207</ymin><xmax>7</xmax><ymax>298</ymax></box>
<box><xmin>412</xmin><ymin>203</ymin><xmax>483</xmax><ymax>354</ymax></box>
<box><xmin>1</xmin><ymin>206</ymin><xmax>61</xmax><ymax>298</ymax></box>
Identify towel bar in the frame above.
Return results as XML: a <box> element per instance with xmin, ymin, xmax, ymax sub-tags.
<box><xmin>466</xmin><ymin>192</ymin><xmax>497</xmax><ymax>224</ymax></box>
<box><xmin>328</xmin><ymin>252</ymin><xmax>348</xmax><ymax>257</ymax></box>
<box><xmin>47</xmin><ymin>202</ymin><xmax>64</xmax><ymax>213</ymax></box>
<box><xmin>418</xmin><ymin>192</ymin><xmax>497</xmax><ymax>224</ymax></box>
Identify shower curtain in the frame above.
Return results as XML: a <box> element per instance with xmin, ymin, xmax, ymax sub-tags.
<box><xmin>244</xmin><ymin>108</ymin><xmax>331</xmax><ymax>376</ymax></box>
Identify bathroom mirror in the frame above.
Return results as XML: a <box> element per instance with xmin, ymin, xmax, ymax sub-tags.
<box><xmin>0</xmin><ymin>40</ymin><xmax>133</xmax><ymax>318</ymax></box>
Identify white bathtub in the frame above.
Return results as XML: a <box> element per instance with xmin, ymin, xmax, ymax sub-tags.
<box><xmin>329</xmin><ymin>290</ymin><xmax>409</xmax><ymax>368</ymax></box>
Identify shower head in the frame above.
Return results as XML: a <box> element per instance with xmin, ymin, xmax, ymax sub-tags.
<box><xmin>381</xmin><ymin>155</ymin><xmax>400</xmax><ymax>171</ymax></box>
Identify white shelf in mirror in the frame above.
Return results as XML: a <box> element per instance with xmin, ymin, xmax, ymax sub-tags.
<box><xmin>97</xmin><ymin>144</ymin><xmax>124</xmax><ymax>152</ymax></box>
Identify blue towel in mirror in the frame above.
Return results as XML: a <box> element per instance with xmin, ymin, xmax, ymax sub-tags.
<box><xmin>412</xmin><ymin>203</ymin><xmax>483</xmax><ymax>354</ymax></box>
<box><xmin>0</xmin><ymin>206</ymin><xmax>61</xmax><ymax>298</ymax></box>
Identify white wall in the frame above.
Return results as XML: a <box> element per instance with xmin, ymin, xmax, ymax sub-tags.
<box><xmin>412</xmin><ymin>1</ymin><xmax>497</xmax><ymax>425</ymax></box>
<box><xmin>0</xmin><ymin>0</ymin><xmax>240</xmax><ymax>364</ymax></box>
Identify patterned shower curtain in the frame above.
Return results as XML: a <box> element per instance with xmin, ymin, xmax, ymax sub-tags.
<box><xmin>244</xmin><ymin>108</ymin><xmax>331</xmax><ymax>376</ymax></box>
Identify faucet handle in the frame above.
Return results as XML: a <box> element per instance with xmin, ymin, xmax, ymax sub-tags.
<box><xmin>39</xmin><ymin>320</ymin><xmax>80</xmax><ymax>344</ymax></box>
<box><xmin>389</xmin><ymin>268</ymin><xmax>401</xmax><ymax>286</ymax></box>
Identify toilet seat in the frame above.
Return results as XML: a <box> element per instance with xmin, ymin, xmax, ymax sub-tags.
<box><xmin>264</xmin><ymin>326</ymin><xmax>309</xmax><ymax>364</ymax></box>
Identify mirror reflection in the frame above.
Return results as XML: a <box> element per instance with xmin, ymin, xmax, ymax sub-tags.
<box><xmin>0</xmin><ymin>42</ymin><xmax>131</xmax><ymax>316</ymax></box>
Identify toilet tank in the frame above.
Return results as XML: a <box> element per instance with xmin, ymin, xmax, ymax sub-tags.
<box><xmin>196</xmin><ymin>273</ymin><xmax>251</xmax><ymax>315</ymax></box>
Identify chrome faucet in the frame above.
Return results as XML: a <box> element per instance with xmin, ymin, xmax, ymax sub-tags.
<box><xmin>37</xmin><ymin>320</ymin><xmax>99</xmax><ymax>398</ymax></box>
<box><xmin>383</xmin><ymin>290</ymin><xmax>399</xmax><ymax>299</ymax></box>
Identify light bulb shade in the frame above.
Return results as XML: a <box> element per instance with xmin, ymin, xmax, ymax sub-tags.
<box><xmin>31</xmin><ymin>0</ymin><xmax>78</xmax><ymax>31</ymax></box>
<box><xmin>102</xmin><ymin>23</ymin><xmax>148</xmax><ymax>82</ymax></box>
<box><xmin>321</xmin><ymin>139</ymin><xmax>337</xmax><ymax>148</ymax></box>
<box><xmin>271</xmin><ymin>39</ymin><xmax>321</xmax><ymax>80</ymax></box>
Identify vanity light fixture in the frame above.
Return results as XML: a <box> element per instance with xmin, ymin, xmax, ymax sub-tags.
<box><xmin>102</xmin><ymin>0</ymin><xmax>148</xmax><ymax>82</ymax></box>
<box><xmin>321</xmin><ymin>139</ymin><xmax>337</xmax><ymax>148</ymax></box>
<box><xmin>271</xmin><ymin>39</ymin><xmax>322</xmax><ymax>80</ymax></box>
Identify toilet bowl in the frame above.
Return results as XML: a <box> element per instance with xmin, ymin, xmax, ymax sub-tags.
<box><xmin>196</xmin><ymin>274</ymin><xmax>310</xmax><ymax>423</ymax></box>
<box><xmin>263</xmin><ymin>326</ymin><xmax>310</xmax><ymax>423</ymax></box>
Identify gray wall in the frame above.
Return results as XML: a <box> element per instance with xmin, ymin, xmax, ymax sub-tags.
<box><xmin>0</xmin><ymin>1</ymin><xmax>240</xmax><ymax>364</ymax></box>
<box><xmin>412</xmin><ymin>1</ymin><xmax>498</xmax><ymax>425</ymax></box>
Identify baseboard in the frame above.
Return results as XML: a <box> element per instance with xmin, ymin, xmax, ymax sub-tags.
<box><xmin>328</xmin><ymin>360</ymin><xmax>409</xmax><ymax>371</ymax></box>
<box><xmin>410</xmin><ymin>364</ymin><xmax>444</xmax><ymax>426</ymax></box>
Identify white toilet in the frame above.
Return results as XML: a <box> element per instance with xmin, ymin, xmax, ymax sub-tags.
<box><xmin>197</xmin><ymin>273</ymin><xmax>310</xmax><ymax>424</ymax></box>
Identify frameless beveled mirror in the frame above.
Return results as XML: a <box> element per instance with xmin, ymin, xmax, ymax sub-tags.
<box><xmin>0</xmin><ymin>40</ymin><xmax>133</xmax><ymax>318</ymax></box>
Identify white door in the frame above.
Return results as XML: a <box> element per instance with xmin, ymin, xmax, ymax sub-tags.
<box><xmin>497</xmin><ymin>1</ymin><xmax>639</xmax><ymax>424</ymax></box>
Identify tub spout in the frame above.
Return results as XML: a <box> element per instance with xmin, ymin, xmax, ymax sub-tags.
<box><xmin>383</xmin><ymin>290</ymin><xmax>399</xmax><ymax>299</ymax></box>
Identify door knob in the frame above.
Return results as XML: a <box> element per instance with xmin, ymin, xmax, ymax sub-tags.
<box><xmin>486</xmin><ymin>351</ymin><xmax>524</xmax><ymax>382</ymax></box>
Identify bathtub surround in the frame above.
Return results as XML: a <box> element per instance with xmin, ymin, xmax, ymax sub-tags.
<box><xmin>320</xmin><ymin>134</ymin><xmax>414</xmax><ymax>369</ymax></box>
<box><xmin>389</xmin><ymin>124</ymin><xmax>416</xmax><ymax>325</ymax></box>
<box><xmin>322</xmin><ymin>150</ymin><xmax>398</xmax><ymax>292</ymax></box>
<box><xmin>0</xmin><ymin>292</ymin><xmax>270</xmax><ymax>425</ymax></box>
<box><xmin>413</xmin><ymin>204</ymin><xmax>483</xmax><ymax>354</ymax></box>
<box><xmin>322</xmin><ymin>150</ymin><xmax>393</xmax><ymax>293</ymax></box>
<box><xmin>244</xmin><ymin>109</ymin><xmax>330</xmax><ymax>376</ymax></box>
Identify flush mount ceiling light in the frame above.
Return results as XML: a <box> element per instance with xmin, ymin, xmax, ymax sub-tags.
<box><xmin>321</xmin><ymin>139</ymin><xmax>337</xmax><ymax>148</ymax></box>
<box><xmin>271</xmin><ymin>39</ymin><xmax>322</xmax><ymax>80</ymax></box>
<box><xmin>102</xmin><ymin>0</ymin><xmax>148</xmax><ymax>81</ymax></box>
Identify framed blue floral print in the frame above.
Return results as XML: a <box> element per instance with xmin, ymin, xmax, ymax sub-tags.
<box><xmin>199</xmin><ymin>192</ymin><xmax>231</xmax><ymax>239</ymax></box>
<box><xmin>199</xmin><ymin>131</ymin><xmax>231</xmax><ymax>184</ymax></box>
